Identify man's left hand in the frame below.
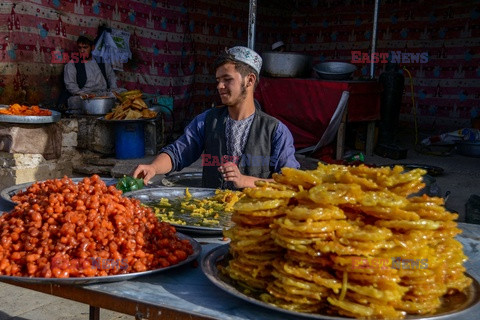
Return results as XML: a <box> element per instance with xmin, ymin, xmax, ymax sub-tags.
<box><xmin>219</xmin><ymin>162</ymin><xmax>246</xmax><ymax>189</ymax></box>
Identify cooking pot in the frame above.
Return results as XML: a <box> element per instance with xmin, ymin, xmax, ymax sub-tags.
<box><xmin>261</xmin><ymin>52</ymin><xmax>312</xmax><ymax>78</ymax></box>
<box><xmin>314</xmin><ymin>62</ymin><xmax>357</xmax><ymax>80</ymax></box>
<box><xmin>81</xmin><ymin>97</ymin><xmax>115</xmax><ymax>115</ymax></box>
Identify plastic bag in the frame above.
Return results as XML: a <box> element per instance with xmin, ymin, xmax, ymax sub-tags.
<box><xmin>421</xmin><ymin>128</ymin><xmax>480</xmax><ymax>146</ymax></box>
<box><xmin>92</xmin><ymin>29</ymin><xmax>131</xmax><ymax>68</ymax></box>
<box><xmin>115</xmin><ymin>175</ymin><xmax>144</xmax><ymax>193</ymax></box>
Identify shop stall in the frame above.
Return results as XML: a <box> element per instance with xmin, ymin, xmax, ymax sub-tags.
<box><xmin>0</xmin><ymin>170</ymin><xmax>479</xmax><ymax>320</ymax></box>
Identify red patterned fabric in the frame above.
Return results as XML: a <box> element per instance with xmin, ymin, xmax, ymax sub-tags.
<box><xmin>255</xmin><ymin>78</ymin><xmax>348</xmax><ymax>149</ymax></box>
<box><xmin>345</xmin><ymin>81</ymin><xmax>382</xmax><ymax>122</ymax></box>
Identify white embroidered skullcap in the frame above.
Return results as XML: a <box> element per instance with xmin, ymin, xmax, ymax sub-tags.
<box><xmin>227</xmin><ymin>46</ymin><xmax>262</xmax><ymax>74</ymax></box>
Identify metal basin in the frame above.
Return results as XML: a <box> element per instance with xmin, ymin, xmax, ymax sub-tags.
<box><xmin>314</xmin><ymin>62</ymin><xmax>357</xmax><ymax>80</ymax></box>
<box><xmin>261</xmin><ymin>52</ymin><xmax>313</xmax><ymax>78</ymax></box>
<box><xmin>82</xmin><ymin>97</ymin><xmax>115</xmax><ymax>115</ymax></box>
<box><xmin>457</xmin><ymin>141</ymin><xmax>480</xmax><ymax>157</ymax></box>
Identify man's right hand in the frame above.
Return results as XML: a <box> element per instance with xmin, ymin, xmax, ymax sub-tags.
<box><xmin>133</xmin><ymin>164</ymin><xmax>157</xmax><ymax>185</ymax></box>
<box><xmin>133</xmin><ymin>153</ymin><xmax>173</xmax><ymax>185</ymax></box>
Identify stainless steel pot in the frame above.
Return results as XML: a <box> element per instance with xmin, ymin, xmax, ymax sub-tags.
<box><xmin>313</xmin><ymin>62</ymin><xmax>357</xmax><ymax>80</ymax></box>
<box><xmin>82</xmin><ymin>97</ymin><xmax>115</xmax><ymax>115</ymax></box>
<box><xmin>261</xmin><ymin>52</ymin><xmax>313</xmax><ymax>78</ymax></box>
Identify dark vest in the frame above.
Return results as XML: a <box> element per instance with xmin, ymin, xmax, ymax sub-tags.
<box><xmin>202</xmin><ymin>106</ymin><xmax>279</xmax><ymax>188</ymax></box>
<box><xmin>75</xmin><ymin>61</ymin><xmax>109</xmax><ymax>89</ymax></box>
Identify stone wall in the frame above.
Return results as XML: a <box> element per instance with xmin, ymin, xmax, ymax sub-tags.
<box><xmin>75</xmin><ymin>116</ymin><xmax>115</xmax><ymax>155</ymax></box>
<box><xmin>0</xmin><ymin>116</ymin><xmax>160</xmax><ymax>191</ymax></box>
<box><xmin>0</xmin><ymin>119</ymin><xmax>82</xmax><ymax>191</ymax></box>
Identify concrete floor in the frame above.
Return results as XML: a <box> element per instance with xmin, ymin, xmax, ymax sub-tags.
<box><xmin>0</xmin><ymin>129</ymin><xmax>478</xmax><ymax>319</ymax></box>
<box><xmin>0</xmin><ymin>282</ymin><xmax>131</xmax><ymax>320</ymax></box>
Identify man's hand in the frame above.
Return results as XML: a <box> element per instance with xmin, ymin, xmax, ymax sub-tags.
<box><xmin>132</xmin><ymin>153</ymin><xmax>173</xmax><ymax>185</ymax></box>
<box><xmin>79</xmin><ymin>93</ymin><xmax>96</xmax><ymax>99</ymax></box>
<box><xmin>219</xmin><ymin>162</ymin><xmax>244</xmax><ymax>188</ymax></box>
<box><xmin>133</xmin><ymin>164</ymin><xmax>157</xmax><ymax>185</ymax></box>
<box><xmin>219</xmin><ymin>161</ymin><xmax>264</xmax><ymax>189</ymax></box>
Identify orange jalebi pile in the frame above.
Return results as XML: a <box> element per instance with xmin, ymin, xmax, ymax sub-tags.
<box><xmin>0</xmin><ymin>104</ymin><xmax>52</xmax><ymax>116</ymax></box>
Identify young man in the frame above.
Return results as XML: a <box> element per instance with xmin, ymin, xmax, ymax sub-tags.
<box><xmin>63</xmin><ymin>36</ymin><xmax>118</xmax><ymax>113</ymax></box>
<box><xmin>133</xmin><ymin>46</ymin><xmax>299</xmax><ymax>189</ymax></box>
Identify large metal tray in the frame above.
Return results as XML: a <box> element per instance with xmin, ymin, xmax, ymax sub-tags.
<box><xmin>0</xmin><ymin>105</ymin><xmax>61</xmax><ymax>124</ymax></box>
<box><xmin>1</xmin><ymin>177</ymin><xmax>117</xmax><ymax>206</ymax></box>
<box><xmin>125</xmin><ymin>187</ymin><xmax>227</xmax><ymax>235</ymax></box>
<box><xmin>0</xmin><ymin>233</ymin><xmax>200</xmax><ymax>285</ymax></box>
<box><xmin>160</xmin><ymin>172</ymin><xmax>203</xmax><ymax>188</ymax></box>
<box><xmin>202</xmin><ymin>245</ymin><xmax>480</xmax><ymax>320</ymax></box>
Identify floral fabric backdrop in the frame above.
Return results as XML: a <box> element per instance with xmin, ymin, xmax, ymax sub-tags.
<box><xmin>0</xmin><ymin>0</ymin><xmax>478</xmax><ymax>133</ymax></box>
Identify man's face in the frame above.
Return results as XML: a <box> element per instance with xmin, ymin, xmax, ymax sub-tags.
<box><xmin>77</xmin><ymin>43</ymin><xmax>93</xmax><ymax>60</ymax></box>
<box><xmin>215</xmin><ymin>63</ymin><xmax>248</xmax><ymax>106</ymax></box>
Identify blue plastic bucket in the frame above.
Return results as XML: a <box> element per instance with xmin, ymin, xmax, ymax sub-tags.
<box><xmin>114</xmin><ymin>121</ymin><xmax>145</xmax><ymax>159</ymax></box>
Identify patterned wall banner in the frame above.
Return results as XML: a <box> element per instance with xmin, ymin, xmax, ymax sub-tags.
<box><xmin>0</xmin><ymin>0</ymin><xmax>478</xmax><ymax>133</ymax></box>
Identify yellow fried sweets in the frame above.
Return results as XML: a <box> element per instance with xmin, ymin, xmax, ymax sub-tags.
<box><xmin>222</xmin><ymin>184</ymin><xmax>295</xmax><ymax>290</ymax></box>
<box><xmin>223</xmin><ymin>164</ymin><xmax>472</xmax><ymax>319</ymax></box>
<box><xmin>149</xmin><ymin>188</ymin><xmax>242</xmax><ymax>228</ymax></box>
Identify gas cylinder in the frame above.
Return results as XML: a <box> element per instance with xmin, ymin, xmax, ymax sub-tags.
<box><xmin>378</xmin><ymin>63</ymin><xmax>404</xmax><ymax>144</ymax></box>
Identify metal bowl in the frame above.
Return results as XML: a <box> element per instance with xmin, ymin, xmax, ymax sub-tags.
<box><xmin>81</xmin><ymin>97</ymin><xmax>115</xmax><ymax>115</ymax></box>
<box><xmin>261</xmin><ymin>52</ymin><xmax>313</xmax><ymax>78</ymax></box>
<box><xmin>457</xmin><ymin>141</ymin><xmax>480</xmax><ymax>157</ymax></box>
<box><xmin>314</xmin><ymin>62</ymin><xmax>357</xmax><ymax>80</ymax></box>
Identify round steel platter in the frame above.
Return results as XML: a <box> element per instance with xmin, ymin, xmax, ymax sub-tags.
<box><xmin>0</xmin><ymin>233</ymin><xmax>200</xmax><ymax>285</ymax></box>
<box><xmin>202</xmin><ymin>245</ymin><xmax>480</xmax><ymax>320</ymax></box>
<box><xmin>1</xmin><ymin>177</ymin><xmax>118</xmax><ymax>206</ymax></box>
<box><xmin>125</xmin><ymin>187</ymin><xmax>225</xmax><ymax>235</ymax></box>
<box><xmin>160</xmin><ymin>172</ymin><xmax>203</xmax><ymax>188</ymax></box>
<box><xmin>0</xmin><ymin>105</ymin><xmax>61</xmax><ymax>124</ymax></box>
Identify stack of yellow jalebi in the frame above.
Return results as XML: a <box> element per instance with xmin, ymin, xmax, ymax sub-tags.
<box><xmin>223</xmin><ymin>164</ymin><xmax>472</xmax><ymax>319</ymax></box>
<box><xmin>223</xmin><ymin>181</ymin><xmax>295</xmax><ymax>290</ymax></box>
